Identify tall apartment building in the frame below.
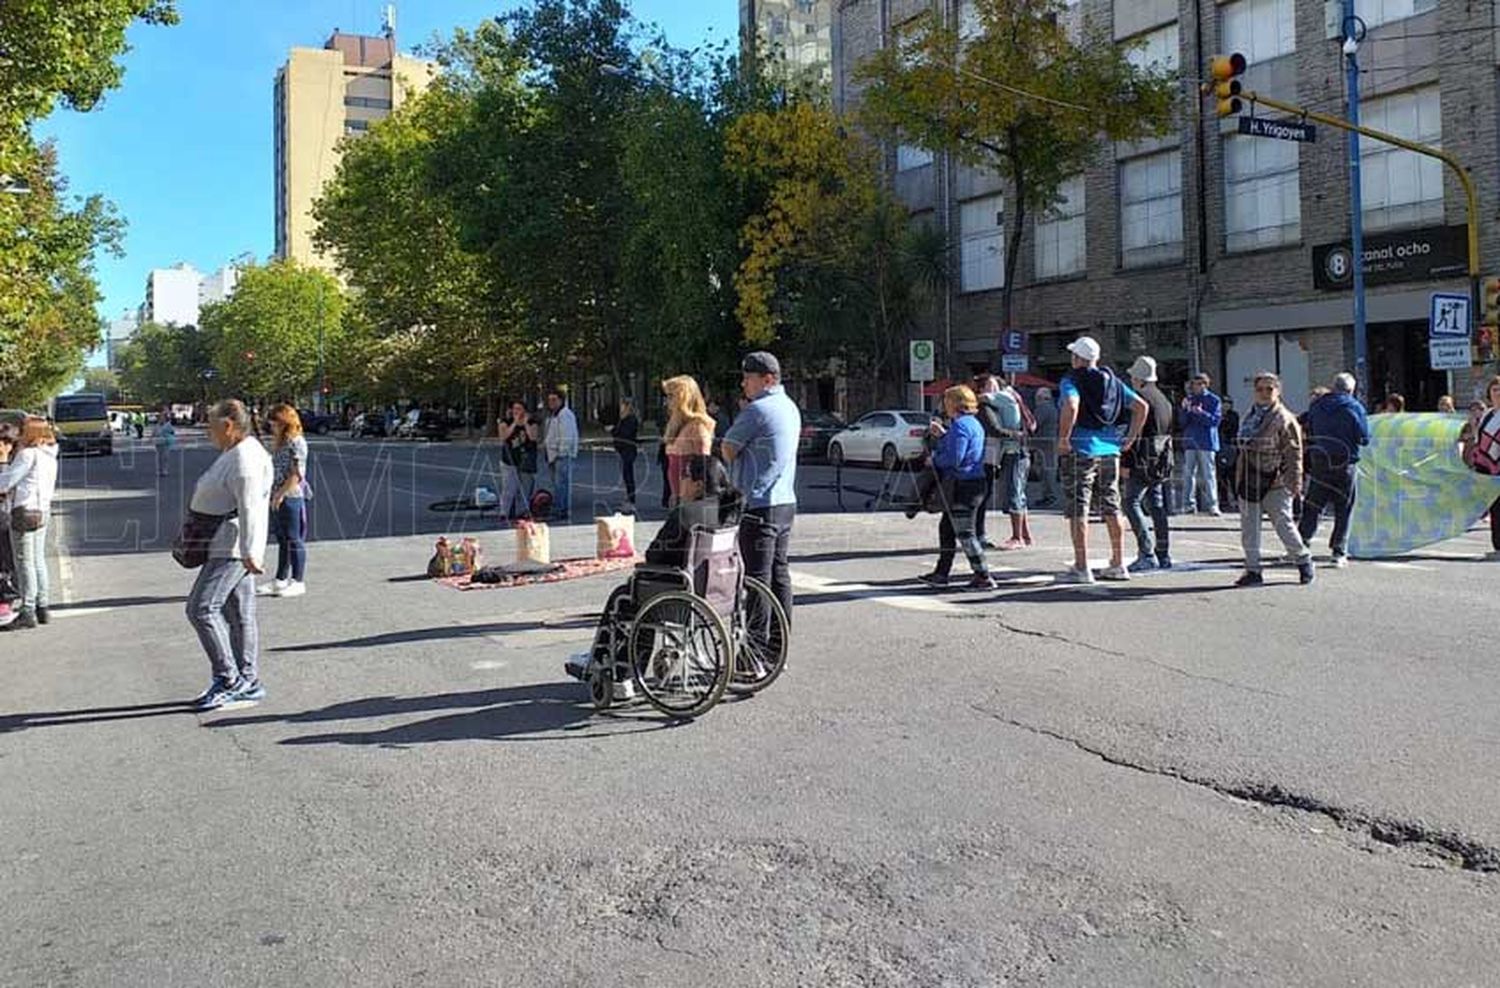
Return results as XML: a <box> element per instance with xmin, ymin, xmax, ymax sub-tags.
<box><xmin>141</xmin><ymin>263</ymin><xmax>203</xmax><ymax>328</ymax></box>
<box><xmin>836</xmin><ymin>0</ymin><xmax>1497</xmax><ymax>413</ymax></box>
<box><xmin>106</xmin><ymin>312</ymin><xmax>139</xmax><ymax>371</ymax></box>
<box><xmin>742</xmin><ymin>0</ymin><xmax>835</xmax><ymax>83</ymax></box>
<box><xmin>198</xmin><ymin>264</ymin><xmax>240</xmax><ymax>307</ymax></box>
<box><xmin>273</xmin><ymin>29</ymin><xmax>438</xmax><ymax>270</ymax></box>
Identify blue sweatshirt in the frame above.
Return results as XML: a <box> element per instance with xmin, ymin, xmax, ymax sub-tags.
<box><xmin>1304</xmin><ymin>392</ymin><xmax>1371</xmax><ymax>467</ymax></box>
<box><xmin>932</xmin><ymin>413</ymin><xmax>986</xmax><ymax>481</ymax></box>
<box><xmin>1181</xmin><ymin>389</ymin><xmax>1223</xmax><ymax>452</ymax></box>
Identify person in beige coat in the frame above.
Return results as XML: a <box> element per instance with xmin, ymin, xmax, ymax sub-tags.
<box><xmin>1234</xmin><ymin>372</ymin><xmax>1314</xmax><ymax>587</ymax></box>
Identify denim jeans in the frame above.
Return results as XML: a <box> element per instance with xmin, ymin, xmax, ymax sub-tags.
<box><xmin>935</xmin><ymin>477</ymin><xmax>989</xmax><ymax>578</ymax></box>
<box><xmin>186</xmin><ymin>557</ymin><xmax>259</xmax><ymax>684</ymax></box>
<box><xmin>1181</xmin><ymin>449</ymin><xmax>1219</xmax><ymax>512</ymax></box>
<box><xmin>10</xmin><ymin>519</ymin><xmax>50</xmax><ymax>612</ymax></box>
<box><xmin>740</xmin><ymin>504</ymin><xmax>796</xmax><ymax>627</ymax></box>
<box><xmin>274</xmin><ymin>497</ymin><xmax>307</xmax><ymax>583</ymax></box>
<box><xmin>619</xmin><ymin>451</ymin><xmax>637</xmax><ymax>502</ymax></box>
<box><xmin>549</xmin><ymin>456</ymin><xmax>575</xmax><ymax>521</ymax></box>
<box><xmin>1123</xmin><ymin>474</ymin><xmax>1170</xmax><ymax>559</ymax></box>
<box><xmin>1297</xmin><ymin>463</ymin><xmax>1357</xmax><ymax>557</ymax></box>
<box><xmin>499</xmin><ymin>463</ymin><xmax>534</xmax><ymax>518</ymax></box>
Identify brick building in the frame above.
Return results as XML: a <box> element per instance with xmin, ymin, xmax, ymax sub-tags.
<box><xmin>834</xmin><ymin>0</ymin><xmax>1498</xmax><ymax>413</ymax></box>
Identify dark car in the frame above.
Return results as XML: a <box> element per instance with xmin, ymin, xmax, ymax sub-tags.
<box><xmin>349</xmin><ymin>411</ymin><xmax>389</xmax><ymax>438</ymax></box>
<box><xmin>296</xmin><ymin>409</ymin><xmax>338</xmax><ymax>436</ymax></box>
<box><xmin>797</xmin><ymin>409</ymin><xmax>846</xmax><ymax>461</ymax></box>
<box><xmin>396</xmin><ymin>409</ymin><xmax>451</xmax><ymax>442</ymax></box>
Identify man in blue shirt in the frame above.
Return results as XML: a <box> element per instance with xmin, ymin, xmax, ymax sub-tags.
<box><xmin>1057</xmin><ymin>336</ymin><xmax>1148</xmax><ymax>584</ymax></box>
<box><xmin>722</xmin><ymin>352</ymin><xmax>800</xmax><ymax>624</ymax></box>
<box><xmin>1296</xmin><ymin>372</ymin><xmax>1371</xmax><ymax>567</ymax></box>
<box><xmin>1179</xmin><ymin>372</ymin><xmax>1224</xmax><ymax>515</ymax></box>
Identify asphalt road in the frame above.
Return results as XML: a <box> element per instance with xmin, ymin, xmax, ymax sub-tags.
<box><xmin>4</xmin><ymin>440</ymin><xmax>1499</xmax><ymax>986</ymax></box>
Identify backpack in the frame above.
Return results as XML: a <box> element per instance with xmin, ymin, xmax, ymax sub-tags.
<box><xmin>1469</xmin><ymin>410</ymin><xmax>1500</xmax><ymax>476</ymax></box>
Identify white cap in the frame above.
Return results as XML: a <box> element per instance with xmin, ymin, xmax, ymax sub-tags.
<box><xmin>1067</xmin><ymin>336</ymin><xmax>1102</xmax><ymax>363</ymax></box>
<box><xmin>1128</xmin><ymin>355</ymin><xmax>1158</xmax><ymax>382</ymax></box>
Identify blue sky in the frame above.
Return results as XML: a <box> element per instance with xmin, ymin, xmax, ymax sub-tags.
<box><xmin>37</xmin><ymin>1</ymin><xmax>736</xmax><ymax>356</ymax></box>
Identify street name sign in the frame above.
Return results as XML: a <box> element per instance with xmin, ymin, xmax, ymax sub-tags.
<box><xmin>1001</xmin><ymin>354</ymin><xmax>1030</xmax><ymax>374</ymax></box>
<box><xmin>910</xmin><ymin>339</ymin><xmax>935</xmax><ymax>382</ymax></box>
<box><xmin>1238</xmin><ymin>116</ymin><xmax>1316</xmax><ymax>143</ymax></box>
<box><xmin>1430</xmin><ymin>340</ymin><xmax>1472</xmax><ymax>371</ymax></box>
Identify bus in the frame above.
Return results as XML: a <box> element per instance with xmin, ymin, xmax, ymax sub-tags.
<box><xmin>48</xmin><ymin>392</ymin><xmax>113</xmax><ymax>456</ymax></box>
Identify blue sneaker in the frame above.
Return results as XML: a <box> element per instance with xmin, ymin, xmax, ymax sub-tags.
<box><xmin>193</xmin><ymin>677</ymin><xmax>242</xmax><ymax>711</ymax></box>
<box><xmin>1127</xmin><ymin>556</ymin><xmax>1156</xmax><ymax>574</ymax></box>
<box><xmin>1156</xmin><ymin>554</ymin><xmax>1174</xmax><ymax>570</ymax></box>
<box><xmin>232</xmin><ymin>678</ymin><xmax>266</xmax><ymax>702</ymax></box>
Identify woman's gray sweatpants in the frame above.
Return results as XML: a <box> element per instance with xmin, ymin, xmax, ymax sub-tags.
<box><xmin>1240</xmin><ymin>487</ymin><xmax>1310</xmax><ymax>573</ymax></box>
<box><xmin>186</xmin><ymin>558</ymin><xmax>259</xmax><ymax>684</ymax></box>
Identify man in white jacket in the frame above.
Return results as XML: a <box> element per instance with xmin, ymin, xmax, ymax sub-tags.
<box><xmin>185</xmin><ymin>399</ymin><xmax>274</xmax><ymax>711</ymax></box>
<box><xmin>543</xmin><ymin>390</ymin><xmax>580</xmax><ymax>521</ymax></box>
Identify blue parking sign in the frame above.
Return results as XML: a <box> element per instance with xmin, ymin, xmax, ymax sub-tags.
<box><xmin>1001</xmin><ymin>330</ymin><xmax>1026</xmax><ymax>353</ymax></box>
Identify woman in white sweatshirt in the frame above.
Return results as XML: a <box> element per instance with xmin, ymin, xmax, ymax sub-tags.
<box><xmin>0</xmin><ymin>416</ymin><xmax>59</xmax><ymax>630</ymax></box>
<box><xmin>186</xmin><ymin>399</ymin><xmax>274</xmax><ymax>711</ymax></box>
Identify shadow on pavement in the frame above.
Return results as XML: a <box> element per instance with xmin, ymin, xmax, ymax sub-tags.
<box><xmin>0</xmin><ymin>699</ymin><xmax>194</xmax><ymax>733</ymax></box>
<box><xmin>52</xmin><ymin>595</ymin><xmax>188</xmax><ymax>611</ymax></box>
<box><xmin>965</xmin><ymin>583</ymin><xmax>1245</xmax><ymax>605</ymax></box>
<box><xmin>273</xmin><ymin>615</ymin><xmax>599</xmax><ymax>653</ymax></box>
<box><xmin>789</xmin><ymin>546</ymin><xmax>935</xmax><ymax>564</ymax></box>
<box><xmin>205</xmin><ymin>682</ymin><xmax>683</xmax><ymax>745</ymax></box>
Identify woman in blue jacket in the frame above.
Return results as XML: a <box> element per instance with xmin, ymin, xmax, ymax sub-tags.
<box><xmin>920</xmin><ymin>385</ymin><xmax>996</xmax><ymax>590</ymax></box>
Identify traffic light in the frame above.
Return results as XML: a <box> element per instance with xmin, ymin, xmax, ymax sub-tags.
<box><xmin>1209</xmin><ymin>53</ymin><xmax>1247</xmax><ymax>118</ymax></box>
<box><xmin>1482</xmin><ymin>276</ymin><xmax>1500</xmax><ymax>328</ymax></box>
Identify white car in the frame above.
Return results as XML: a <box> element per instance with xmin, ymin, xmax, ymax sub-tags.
<box><xmin>826</xmin><ymin>410</ymin><xmax>933</xmax><ymax>470</ymax></box>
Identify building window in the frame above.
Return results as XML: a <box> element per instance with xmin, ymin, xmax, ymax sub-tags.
<box><xmin>1224</xmin><ymin>135</ymin><xmax>1299</xmax><ymax>252</ymax></box>
<box><xmin>1220</xmin><ymin>0</ymin><xmax>1295</xmax><ymax>65</ymax></box>
<box><xmin>1361</xmin><ymin>0</ymin><xmax>1436</xmax><ymax>29</ymax></box>
<box><xmin>1034</xmin><ymin>175</ymin><xmax>1086</xmax><ymax>279</ymax></box>
<box><xmin>1360</xmin><ymin>87</ymin><xmax>1443</xmax><ymax>231</ymax></box>
<box><xmin>1120</xmin><ymin>149</ymin><xmax>1183</xmax><ymax>267</ymax></box>
<box><xmin>959</xmin><ymin>194</ymin><xmax>1005</xmax><ymax>293</ymax></box>
<box><xmin>345</xmin><ymin>118</ymin><xmax>371</xmax><ymax>134</ymax></box>
<box><xmin>344</xmin><ymin>95</ymin><xmax>392</xmax><ymax>110</ymax></box>
<box><xmin>897</xmin><ymin>143</ymin><xmax>933</xmax><ymax>171</ymax></box>
<box><xmin>1124</xmin><ymin>22</ymin><xmax>1179</xmax><ymax>74</ymax></box>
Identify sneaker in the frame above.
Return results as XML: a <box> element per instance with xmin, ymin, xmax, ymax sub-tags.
<box><xmin>966</xmin><ymin>573</ymin><xmax>998</xmax><ymax>591</ymax></box>
<box><xmin>256</xmin><ymin>579</ymin><xmax>288</xmax><ymax>597</ymax></box>
<box><xmin>1098</xmin><ymin>565</ymin><xmax>1131</xmax><ymax>581</ymax></box>
<box><xmin>1234</xmin><ymin>571</ymin><xmax>1264</xmax><ymax>588</ymax></box>
<box><xmin>275</xmin><ymin>581</ymin><xmax>306</xmax><ymax>598</ymax></box>
<box><xmin>1209</xmin><ymin>509</ymin><xmax>1223</xmax><ymax>518</ymax></box>
<box><xmin>611</xmin><ymin>678</ymin><xmax>639</xmax><ymax>703</ymax></box>
<box><xmin>1298</xmin><ymin>559</ymin><xmax>1316</xmax><ymax>585</ymax></box>
<box><xmin>1059</xmin><ymin>566</ymin><xmax>1096</xmax><ymax>585</ymax></box>
<box><xmin>917</xmin><ymin>571</ymin><xmax>950</xmax><ymax>587</ymax></box>
<box><xmin>0</xmin><ymin>603</ymin><xmax>12</xmax><ymax>627</ymax></box>
<box><xmin>1331</xmin><ymin>554</ymin><xmax>1349</xmax><ymax>569</ymax></box>
<box><xmin>232</xmin><ymin>678</ymin><xmax>267</xmax><ymax>702</ymax></box>
<box><xmin>193</xmin><ymin>676</ymin><xmax>242</xmax><ymax>711</ymax></box>
<box><xmin>1127</xmin><ymin>556</ymin><xmax>1156</xmax><ymax>573</ymax></box>
<box><xmin>35</xmin><ymin>606</ymin><xmax>49</xmax><ymax>625</ymax></box>
<box><xmin>981</xmin><ymin>539</ymin><xmax>1002</xmax><ymax>550</ymax></box>
<box><xmin>13</xmin><ymin>609</ymin><xmax>37</xmax><ymax>629</ymax></box>
<box><xmin>564</xmin><ymin>652</ymin><xmax>591</xmax><ymax>681</ymax></box>
<box><xmin>1156</xmin><ymin>554</ymin><xmax>1174</xmax><ymax>570</ymax></box>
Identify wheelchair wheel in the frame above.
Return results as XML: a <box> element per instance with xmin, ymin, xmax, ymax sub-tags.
<box><xmin>588</xmin><ymin>664</ymin><xmax>613</xmax><ymax>711</ymax></box>
<box><xmin>728</xmin><ymin>576</ymin><xmax>789</xmax><ymax>696</ymax></box>
<box><xmin>628</xmin><ymin>591</ymin><xmax>732</xmax><ymax>718</ymax></box>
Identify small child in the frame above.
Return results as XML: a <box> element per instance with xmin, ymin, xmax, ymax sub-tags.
<box><xmin>153</xmin><ymin>411</ymin><xmax>177</xmax><ymax>477</ymax></box>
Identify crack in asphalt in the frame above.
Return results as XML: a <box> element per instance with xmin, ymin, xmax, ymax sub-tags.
<box><xmin>954</xmin><ymin>614</ymin><xmax>1289</xmax><ymax>699</ymax></box>
<box><xmin>973</xmin><ymin>705</ymin><xmax>1500</xmax><ymax>874</ymax></box>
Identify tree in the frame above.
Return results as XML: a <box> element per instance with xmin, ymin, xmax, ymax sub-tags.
<box><xmin>0</xmin><ymin>140</ymin><xmax>119</xmax><ymax>407</ymax></box>
<box><xmin>199</xmin><ymin>261</ymin><xmax>344</xmax><ymax>402</ymax></box>
<box><xmin>855</xmin><ymin>0</ymin><xmax>1177</xmax><ymax>340</ymax></box>
<box><xmin>82</xmin><ymin>367</ymin><xmax>122</xmax><ymax>401</ymax></box>
<box><xmin>116</xmin><ymin>321</ymin><xmax>215</xmax><ymax>406</ymax></box>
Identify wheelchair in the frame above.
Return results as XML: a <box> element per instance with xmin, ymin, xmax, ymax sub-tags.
<box><xmin>584</xmin><ymin>524</ymin><xmax>791</xmax><ymax>718</ymax></box>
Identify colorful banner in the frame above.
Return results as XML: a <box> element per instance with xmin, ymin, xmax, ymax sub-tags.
<box><xmin>1347</xmin><ymin>414</ymin><xmax>1500</xmax><ymax>558</ymax></box>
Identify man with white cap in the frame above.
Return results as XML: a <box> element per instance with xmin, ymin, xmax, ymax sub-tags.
<box><xmin>1056</xmin><ymin>336</ymin><xmax>1148</xmax><ymax>583</ymax></box>
<box><xmin>1122</xmin><ymin>355</ymin><xmax>1175</xmax><ymax>571</ymax></box>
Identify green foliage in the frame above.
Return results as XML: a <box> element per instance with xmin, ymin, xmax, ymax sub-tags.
<box><xmin>116</xmin><ymin>321</ymin><xmax>215</xmax><ymax>406</ymax></box>
<box><xmin>855</xmin><ymin>0</ymin><xmax>1177</xmax><ymax>330</ymax></box>
<box><xmin>199</xmin><ymin>261</ymin><xmax>344</xmax><ymax>401</ymax></box>
<box><xmin>0</xmin><ymin>141</ymin><xmax>118</xmax><ymax>407</ymax></box>
<box><xmin>82</xmin><ymin>367</ymin><xmax>122</xmax><ymax>401</ymax></box>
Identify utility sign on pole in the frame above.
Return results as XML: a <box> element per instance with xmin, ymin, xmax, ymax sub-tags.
<box><xmin>909</xmin><ymin>340</ymin><xmax>935</xmax><ymax>382</ymax></box>
<box><xmin>1429</xmin><ymin>292</ymin><xmax>1472</xmax><ymax>371</ymax></box>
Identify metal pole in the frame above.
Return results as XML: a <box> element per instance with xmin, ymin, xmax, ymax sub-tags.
<box><xmin>1343</xmin><ymin>3</ymin><xmax>1369</xmax><ymax>402</ymax></box>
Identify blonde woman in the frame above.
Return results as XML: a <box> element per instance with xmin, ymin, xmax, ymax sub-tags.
<box><xmin>260</xmin><ymin>404</ymin><xmax>310</xmax><ymax>597</ymax></box>
<box><xmin>661</xmin><ymin>375</ymin><xmax>716</xmax><ymax>504</ymax></box>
